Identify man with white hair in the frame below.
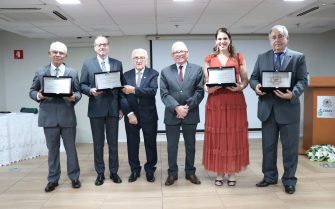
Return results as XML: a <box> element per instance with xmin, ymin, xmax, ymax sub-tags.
<box><xmin>121</xmin><ymin>48</ymin><xmax>159</xmax><ymax>183</ymax></box>
<box><xmin>160</xmin><ymin>41</ymin><xmax>204</xmax><ymax>186</ymax></box>
<box><xmin>29</xmin><ymin>41</ymin><xmax>81</xmax><ymax>192</ymax></box>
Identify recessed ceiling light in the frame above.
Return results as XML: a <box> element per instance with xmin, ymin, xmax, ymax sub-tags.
<box><xmin>283</xmin><ymin>0</ymin><xmax>304</xmax><ymax>2</ymax></box>
<box><xmin>173</xmin><ymin>0</ymin><xmax>194</xmax><ymax>2</ymax></box>
<box><xmin>56</xmin><ymin>0</ymin><xmax>81</xmax><ymax>5</ymax></box>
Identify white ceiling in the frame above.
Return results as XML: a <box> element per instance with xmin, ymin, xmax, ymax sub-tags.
<box><xmin>0</xmin><ymin>0</ymin><xmax>334</xmax><ymax>38</ymax></box>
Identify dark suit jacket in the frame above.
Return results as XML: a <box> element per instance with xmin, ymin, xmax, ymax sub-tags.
<box><xmin>80</xmin><ymin>57</ymin><xmax>123</xmax><ymax>118</ymax></box>
<box><xmin>29</xmin><ymin>64</ymin><xmax>81</xmax><ymax>127</ymax></box>
<box><xmin>160</xmin><ymin>62</ymin><xmax>204</xmax><ymax>125</ymax></box>
<box><xmin>120</xmin><ymin>67</ymin><xmax>159</xmax><ymax>124</ymax></box>
<box><xmin>249</xmin><ymin>48</ymin><xmax>308</xmax><ymax>124</ymax></box>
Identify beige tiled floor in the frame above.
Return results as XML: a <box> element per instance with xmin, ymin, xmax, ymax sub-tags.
<box><xmin>1</xmin><ymin>135</ymin><xmax>335</xmax><ymax>209</ymax></box>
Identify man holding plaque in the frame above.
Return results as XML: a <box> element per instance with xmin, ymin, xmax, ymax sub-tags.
<box><xmin>250</xmin><ymin>25</ymin><xmax>308</xmax><ymax>194</ymax></box>
<box><xmin>29</xmin><ymin>41</ymin><xmax>81</xmax><ymax>192</ymax></box>
<box><xmin>120</xmin><ymin>48</ymin><xmax>159</xmax><ymax>183</ymax></box>
<box><xmin>160</xmin><ymin>41</ymin><xmax>204</xmax><ymax>186</ymax></box>
<box><xmin>80</xmin><ymin>35</ymin><xmax>124</xmax><ymax>186</ymax></box>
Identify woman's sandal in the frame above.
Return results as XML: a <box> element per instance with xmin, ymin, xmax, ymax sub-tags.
<box><xmin>215</xmin><ymin>179</ymin><xmax>224</xmax><ymax>186</ymax></box>
<box><xmin>227</xmin><ymin>180</ymin><xmax>236</xmax><ymax>186</ymax></box>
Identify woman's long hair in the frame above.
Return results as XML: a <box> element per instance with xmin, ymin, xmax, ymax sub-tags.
<box><xmin>211</xmin><ymin>27</ymin><xmax>236</xmax><ymax>59</ymax></box>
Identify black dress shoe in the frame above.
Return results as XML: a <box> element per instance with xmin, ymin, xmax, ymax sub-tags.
<box><xmin>185</xmin><ymin>174</ymin><xmax>201</xmax><ymax>185</ymax></box>
<box><xmin>128</xmin><ymin>171</ymin><xmax>140</xmax><ymax>183</ymax></box>
<box><xmin>146</xmin><ymin>173</ymin><xmax>155</xmax><ymax>182</ymax></box>
<box><xmin>285</xmin><ymin>185</ymin><xmax>296</xmax><ymax>194</ymax></box>
<box><xmin>256</xmin><ymin>179</ymin><xmax>278</xmax><ymax>187</ymax></box>
<box><xmin>45</xmin><ymin>182</ymin><xmax>59</xmax><ymax>192</ymax></box>
<box><xmin>71</xmin><ymin>179</ymin><xmax>81</xmax><ymax>189</ymax></box>
<box><xmin>110</xmin><ymin>173</ymin><xmax>122</xmax><ymax>183</ymax></box>
<box><xmin>95</xmin><ymin>174</ymin><xmax>105</xmax><ymax>186</ymax></box>
<box><xmin>165</xmin><ymin>174</ymin><xmax>178</xmax><ymax>186</ymax></box>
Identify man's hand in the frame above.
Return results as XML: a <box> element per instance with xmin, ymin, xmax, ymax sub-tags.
<box><xmin>274</xmin><ymin>89</ymin><xmax>293</xmax><ymax>100</ymax></box>
<box><xmin>175</xmin><ymin>104</ymin><xmax>189</xmax><ymax>119</ymax></box>
<box><xmin>37</xmin><ymin>90</ymin><xmax>47</xmax><ymax>100</ymax></box>
<box><xmin>90</xmin><ymin>88</ymin><xmax>103</xmax><ymax>97</ymax></box>
<box><xmin>128</xmin><ymin>113</ymin><xmax>138</xmax><ymax>124</ymax></box>
<box><xmin>119</xmin><ymin>110</ymin><xmax>124</xmax><ymax>120</ymax></box>
<box><xmin>255</xmin><ymin>84</ymin><xmax>266</xmax><ymax>96</ymax></box>
<box><xmin>63</xmin><ymin>94</ymin><xmax>76</xmax><ymax>102</ymax></box>
<box><xmin>122</xmin><ymin>85</ymin><xmax>135</xmax><ymax>94</ymax></box>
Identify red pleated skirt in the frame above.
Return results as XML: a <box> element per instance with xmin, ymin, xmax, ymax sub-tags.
<box><xmin>202</xmin><ymin>88</ymin><xmax>249</xmax><ymax>173</ymax></box>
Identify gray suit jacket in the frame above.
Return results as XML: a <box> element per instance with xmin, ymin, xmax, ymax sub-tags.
<box><xmin>80</xmin><ymin>57</ymin><xmax>123</xmax><ymax>118</ymax></box>
<box><xmin>29</xmin><ymin>64</ymin><xmax>81</xmax><ymax>127</ymax></box>
<box><xmin>160</xmin><ymin>62</ymin><xmax>204</xmax><ymax>125</ymax></box>
<box><xmin>249</xmin><ymin>48</ymin><xmax>308</xmax><ymax>124</ymax></box>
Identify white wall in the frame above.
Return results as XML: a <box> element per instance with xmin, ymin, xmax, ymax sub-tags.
<box><xmin>1</xmin><ymin>30</ymin><xmax>335</xmax><ymax>143</ymax></box>
<box><xmin>289</xmin><ymin>31</ymin><xmax>335</xmax><ymax>76</ymax></box>
<box><xmin>0</xmin><ymin>31</ymin><xmax>6</xmax><ymax>109</ymax></box>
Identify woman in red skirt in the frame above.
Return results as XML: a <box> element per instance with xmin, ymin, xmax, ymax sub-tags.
<box><xmin>203</xmin><ymin>28</ymin><xmax>249</xmax><ymax>186</ymax></box>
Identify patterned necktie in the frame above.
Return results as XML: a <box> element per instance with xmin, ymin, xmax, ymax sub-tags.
<box><xmin>136</xmin><ymin>71</ymin><xmax>142</xmax><ymax>87</ymax></box>
<box><xmin>101</xmin><ymin>61</ymin><xmax>106</xmax><ymax>72</ymax></box>
<box><xmin>274</xmin><ymin>52</ymin><xmax>283</xmax><ymax>71</ymax></box>
<box><xmin>178</xmin><ymin>65</ymin><xmax>183</xmax><ymax>84</ymax></box>
<box><xmin>55</xmin><ymin>68</ymin><xmax>60</xmax><ymax>77</ymax></box>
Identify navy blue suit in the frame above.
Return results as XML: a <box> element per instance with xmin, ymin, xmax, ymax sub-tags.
<box><xmin>120</xmin><ymin>67</ymin><xmax>159</xmax><ymax>175</ymax></box>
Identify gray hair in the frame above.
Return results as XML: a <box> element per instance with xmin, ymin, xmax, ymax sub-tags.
<box><xmin>269</xmin><ymin>25</ymin><xmax>289</xmax><ymax>38</ymax></box>
<box><xmin>131</xmin><ymin>48</ymin><xmax>148</xmax><ymax>59</ymax></box>
<box><xmin>171</xmin><ymin>41</ymin><xmax>188</xmax><ymax>53</ymax></box>
<box><xmin>49</xmin><ymin>41</ymin><xmax>67</xmax><ymax>54</ymax></box>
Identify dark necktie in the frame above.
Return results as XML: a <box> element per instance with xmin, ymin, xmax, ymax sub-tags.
<box><xmin>101</xmin><ymin>61</ymin><xmax>106</xmax><ymax>72</ymax></box>
<box><xmin>178</xmin><ymin>65</ymin><xmax>183</xmax><ymax>84</ymax></box>
<box><xmin>136</xmin><ymin>71</ymin><xmax>142</xmax><ymax>87</ymax></box>
<box><xmin>55</xmin><ymin>68</ymin><xmax>60</xmax><ymax>77</ymax></box>
<box><xmin>274</xmin><ymin>52</ymin><xmax>283</xmax><ymax>71</ymax></box>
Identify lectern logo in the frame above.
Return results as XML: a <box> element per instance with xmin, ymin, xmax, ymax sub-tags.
<box><xmin>322</xmin><ymin>98</ymin><xmax>332</xmax><ymax>108</ymax></box>
<box><xmin>317</xmin><ymin>96</ymin><xmax>335</xmax><ymax>118</ymax></box>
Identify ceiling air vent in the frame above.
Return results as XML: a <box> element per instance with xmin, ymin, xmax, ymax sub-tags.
<box><xmin>296</xmin><ymin>6</ymin><xmax>320</xmax><ymax>16</ymax></box>
<box><xmin>0</xmin><ymin>5</ymin><xmax>70</xmax><ymax>22</ymax></box>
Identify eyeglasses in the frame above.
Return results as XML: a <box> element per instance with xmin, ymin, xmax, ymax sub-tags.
<box><xmin>172</xmin><ymin>50</ymin><xmax>187</xmax><ymax>55</ymax></box>
<box><xmin>95</xmin><ymin>43</ymin><xmax>109</xmax><ymax>47</ymax></box>
<box><xmin>270</xmin><ymin>35</ymin><xmax>286</xmax><ymax>41</ymax></box>
<box><xmin>133</xmin><ymin>56</ymin><xmax>146</xmax><ymax>61</ymax></box>
<box><xmin>50</xmin><ymin>50</ymin><xmax>65</xmax><ymax>55</ymax></box>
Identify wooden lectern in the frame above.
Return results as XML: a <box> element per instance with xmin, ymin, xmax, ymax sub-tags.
<box><xmin>302</xmin><ymin>76</ymin><xmax>335</xmax><ymax>152</ymax></box>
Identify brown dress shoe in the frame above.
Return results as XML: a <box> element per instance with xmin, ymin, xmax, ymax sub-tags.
<box><xmin>165</xmin><ymin>174</ymin><xmax>178</xmax><ymax>186</ymax></box>
<box><xmin>185</xmin><ymin>174</ymin><xmax>201</xmax><ymax>184</ymax></box>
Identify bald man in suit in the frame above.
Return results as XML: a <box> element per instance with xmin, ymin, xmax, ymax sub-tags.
<box><xmin>80</xmin><ymin>36</ymin><xmax>123</xmax><ymax>186</ymax></box>
<box><xmin>160</xmin><ymin>41</ymin><xmax>204</xmax><ymax>186</ymax></box>
<box><xmin>250</xmin><ymin>25</ymin><xmax>307</xmax><ymax>194</ymax></box>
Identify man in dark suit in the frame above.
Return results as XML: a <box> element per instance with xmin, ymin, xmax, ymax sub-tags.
<box><xmin>29</xmin><ymin>41</ymin><xmax>81</xmax><ymax>192</ymax></box>
<box><xmin>249</xmin><ymin>25</ymin><xmax>308</xmax><ymax>194</ymax></box>
<box><xmin>120</xmin><ymin>48</ymin><xmax>159</xmax><ymax>183</ymax></box>
<box><xmin>160</xmin><ymin>41</ymin><xmax>204</xmax><ymax>186</ymax></box>
<box><xmin>80</xmin><ymin>36</ymin><xmax>123</xmax><ymax>186</ymax></box>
